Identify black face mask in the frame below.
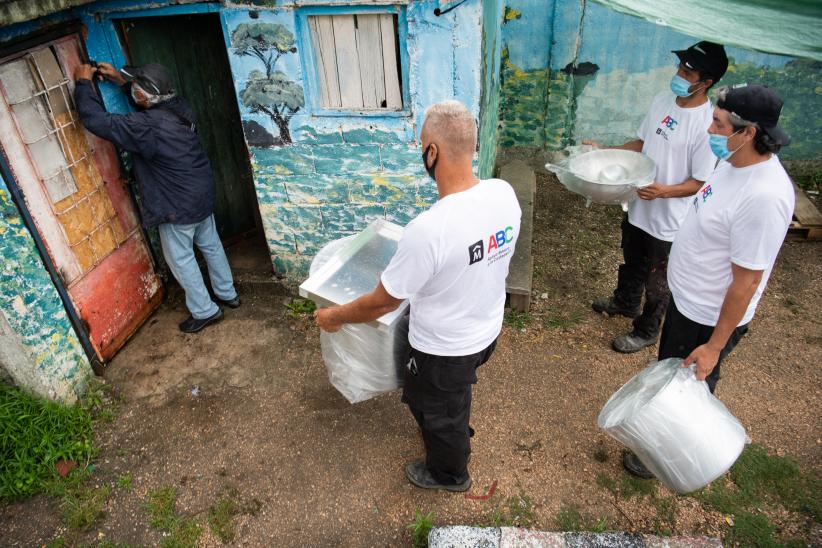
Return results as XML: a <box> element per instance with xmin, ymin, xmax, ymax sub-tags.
<box><xmin>422</xmin><ymin>144</ymin><xmax>438</xmax><ymax>180</ymax></box>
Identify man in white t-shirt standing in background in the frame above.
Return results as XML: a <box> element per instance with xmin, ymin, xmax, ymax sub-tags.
<box><xmin>624</xmin><ymin>84</ymin><xmax>794</xmax><ymax>479</ymax></box>
<box><xmin>315</xmin><ymin>101</ymin><xmax>521</xmax><ymax>492</ymax></box>
<box><xmin>588</xmin><ymin>42</ymin><xmax>728</xmax><ymax>353</ymax></box>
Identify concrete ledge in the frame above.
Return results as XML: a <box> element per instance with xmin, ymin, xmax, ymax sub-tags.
<box><xmin>429</xmin><ymin>527</ymin><xmax>723</xmax><ymax>548</ymax></box>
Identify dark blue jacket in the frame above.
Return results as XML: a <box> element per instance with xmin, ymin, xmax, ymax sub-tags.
<box><xmin>74</xmin><ymin>79</ymin><xmax>214</xmax><ymax>228</ymax></box>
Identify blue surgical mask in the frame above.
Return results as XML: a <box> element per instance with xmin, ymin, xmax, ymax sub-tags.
<box><xmin>709</xmin><ymin>130</ymin><xmax>743</xmax><ymax>160</ymax></box>
<box><xmin>670</xmin><ymin>74</ymin><xmax>703</xmax><ymax>98</ymax></box>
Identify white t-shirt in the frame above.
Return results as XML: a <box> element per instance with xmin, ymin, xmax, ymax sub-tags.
<box><xmin>628</xmin><ymin>92</ymin><xmax>716</xmax><ymax>241</ymax></box>
<box><xmin>668</xmin><ymin>156</ymin><xmax>795</xmax><ymax>326</ymax></box>
<box><xmin>381</xmin><ymin>179</ymin><xmax>522</xmax><ymax>356</ymax></box>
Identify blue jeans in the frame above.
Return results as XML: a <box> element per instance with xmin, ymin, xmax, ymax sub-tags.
<box><xmin>158</xmin><ymin>215</ymin><xmax>237</xmax><ymax>319</ymax></box>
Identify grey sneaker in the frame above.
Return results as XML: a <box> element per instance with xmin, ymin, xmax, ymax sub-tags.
<box><xmin>613</xmin><ymin>332</ymin><xmax>658</xmax><ymax>353</ymax></box>
<box><xmin>404</xmin><ymin>460</ymin><xmax>471</xmax><ymax>492</ymax></box>
<box><xmin>592</xmin><ymin>297</ymin><xmax>641</xmax><ymax>318</ymax></box>
<box><xmin>623</xmin><ymin>452</ymin><xmax>655</xmax><ymax>479</ymax></box>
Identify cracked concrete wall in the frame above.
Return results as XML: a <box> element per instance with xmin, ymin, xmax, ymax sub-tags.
<box><xmin>0</xmin><ymin>173</ymin><xmax>91</xmax><ymax>404</ymax></box>
<box><xmin>498</xmin><ymin>0</ymin><xmax>821</xmax><ymax>159</ymax></box>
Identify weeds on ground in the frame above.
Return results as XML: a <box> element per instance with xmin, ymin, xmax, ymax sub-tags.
<box><xmin>553</xmin><ymin>503</ymin><xmax>609</xmax><ymax>532</ymax></box>
<box><xmin>209</xmin><ymin>497</ymin><xmax>239</xmax><ymax>543</ymax></box>
<box><xmin>544</xmin><ymin>310</ymin><xmax>584</xmax><ymax>329</ymax></box>
<box><xmin>116</xmin><ymin>473</ymin><xmax>134</xmax><ymax>490</ymax></box>
<box><xmin>596</xmin><ymin>472</ymin><xmax>655</xmax><ymax>500</ymax></box>
<box><xmin>504</xmin><ymin>310</ymin><xmax>534</xmax><ymax>329</ymax></box>
<box><xmin>407</xmin><ymin>509</ymin><xmax>434</xmax><ymax>548</ymax></box>
<box><xmin>145</xmin><ymin>486</ymin><xmax>202</xmax><ymax>548</ymax></box>
<box><xmin>490</xmin><ymin>492</ymin><xmax>536</xmax><ymax>527</ymax></box>
<box><xmin>692</xmin><ymin>443</ymin><xmax>820</xmax><ymax>546</ymax></box>
<box><xmin>285</xmin><ymin>298</ymin><xmax>316</xmax><ymax>317</ymax></box>
<box><xmin>0</xmin><ymin>382</ymin><xmax>94</xmax><ymax>500</ymax></box>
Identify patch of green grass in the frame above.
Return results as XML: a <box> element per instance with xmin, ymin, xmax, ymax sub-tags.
<box><xmin>651</xmin><ymin>495</ymin><xmax>677</xmax><ymax>536</ymax></box>
<box><xmin>208</xmin><ymin>497</ymin><xmax>239</xmax><ymax>543</ymax></box>
<box><xmin>144</xmin><ymin>485</ymin><xmax>202</xmax><ymax>548</ymax></box>
<box><xmin>116</xmin><ymin>473</ymin><xmax>133</xmax><ymax>490</ymax></box>
<box><xmin>726</xmin><ymin>511</ymin><xmax>778</xmax><ymax>547</ymax></box>
<box><xmin>45</xmin><ymin>538</ymin><xmax>67</xmax><ymax>548</ymax></box>
<box><xmin>595</xmin><ymin>472</ymin><xmax>654</xmax><ymax>500</ymax></box>
<box><xmin>285</xmin><ymin>298</ymin><xmax>316</xmax><ymax>317</ymax></box>
<box><xmin>0</xmin><ymin>382</ymin><xmax>94</xmax><ymax>500</ymax></box>
<box><xmin>61</xmin><ymin>483</ymin><xmax>112</xmax><ymax>530</ymax></box>
<box><xmin>488</xmin><ymin>491</ymin><xmax>536</xmax><ymax>527</ymax></box>
<box><xmin>554</xmin><ymin>503</ymin><xmax>584</xmax><ymax>531</ymax></box>
<box><xmin>407</xmin><ymin>509</ymin><xmax>434</xmax><ymax>548</ymax></box>
<box><xmin>544</xmin><ymin>310</ymin><xmax>583</xmax><ymax>329</ymax></box>
<box><xmin>504</xmin><ymin>310</ymin><xmax>534</xmax><ymax>329</ymax></box>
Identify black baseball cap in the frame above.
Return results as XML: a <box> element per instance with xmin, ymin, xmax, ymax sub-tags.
<box><xmin>717</xmin><ymin>83</ymin><xmax>790</xmax><ymax>146</ymax></box>
<box><xmin>120</xmin><ymin>63</ymin><xmax>174</xmax><ymax>95</ymax></box>
<box><xmin>672</xmin><ymin>41</ymin><xmax>728</xmax><ymax>82</ymax></box>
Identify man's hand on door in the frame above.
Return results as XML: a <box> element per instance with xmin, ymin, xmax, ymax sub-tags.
<box><xmin>74</xmin><ymin>64</ymin><xmax>95</xmax><ymax>82</ymax></box>
<box><xmin>96</xmin><ymin>62</ymin><xmax>126</xmax><ymax>85</ymax></box>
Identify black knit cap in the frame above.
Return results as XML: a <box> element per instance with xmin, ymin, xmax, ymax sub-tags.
<box><xmin>119</xmin><ymin>63</ymin><xmax>174</xmax><ymax>95</ymax></box>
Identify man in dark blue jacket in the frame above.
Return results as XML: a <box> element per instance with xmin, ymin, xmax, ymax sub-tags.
<box><xmin>74</xmin><ymin>62</ymin><xmax>239</xmax><ymax>333</ymax></box>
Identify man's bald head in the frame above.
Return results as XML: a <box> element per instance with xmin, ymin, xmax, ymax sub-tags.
<box><xmin>422</xmin><ymin>100</ymin><xmax>477</xmax><ymax>158</ymax></box>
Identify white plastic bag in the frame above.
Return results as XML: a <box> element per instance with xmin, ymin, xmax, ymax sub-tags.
<box><xmin>597</xmin><ymin>358</ymin><xmax>747</xmax><ymax>493</ymax></box>
<box><xmin>310</xmin><ymin>237</ymin><xmax>409</xmax><ymax>403</ymax></box>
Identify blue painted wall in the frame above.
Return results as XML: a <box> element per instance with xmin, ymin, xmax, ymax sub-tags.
<box><xmin>499</xmin><ymin>0</ymin><xmax>821</xmax><ymax>159</ymax></box>
<box><xmin>0</xmin><ymin>173</ymin><xmax>91</xmax><ymax>403</ymax></box>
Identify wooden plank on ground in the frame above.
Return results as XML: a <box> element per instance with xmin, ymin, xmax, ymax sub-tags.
<box><xmin>309</xmin><ymin>16</ymin><xmax>342</xmax><ymax>108</ymax></box>
<box><xmin>792</xmin><ymin>182</ymin><xmax>822</xmax><ymax>226</ymax></box>
<box><xmin>331</xmin><ymin>14</ymin><xmax>363</xmax><ymax>109</ymax></box>
<box><xmin>501</xmin><ymin>160</ymin><xmax>536</xmax><ymax>312</ymax></box>
<box><xmin>355</xmin><ymin>14</ymin><xmax>385</xmax><ymax>109</ymax></box>
<box><xmin>379</xmin><ymin>14</ymin><xmax>402</xmax><ymax>109</ymax></box>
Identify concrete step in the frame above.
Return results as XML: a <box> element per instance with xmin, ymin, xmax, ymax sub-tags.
<box><xmin>429</xmin><ymin>526</ymin><xmax>722</xmax><ymax>547</ymax></box>
<box><xmin>500</xmin><ymin>160</ymin><xmax>536</xmax><ymax>312</ymax></box>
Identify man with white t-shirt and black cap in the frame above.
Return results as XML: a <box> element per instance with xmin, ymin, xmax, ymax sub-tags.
<box><xmin>623</xmin><ymin>83</ymin><xmax>794</xmax><ymax>479</ymax></box>
<box><xmin>587</xmin><ymin>41</ymin><xmax>728</xmax><ymax>354</ymax></box>
<box><xmin>314</xmin><ymin>100</ymin><xmax>521</xmax><ymax>492</ymax></box>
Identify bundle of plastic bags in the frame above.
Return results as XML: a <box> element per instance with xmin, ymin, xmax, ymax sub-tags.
<box><xmin>310</xmin><ymin>237</ymin><xmax>409</xmax><ymax>404</ymax></box>
<box><xmin>597</xmin><ymin>358</ymin><xmax>747</xmax><ymax>493</ymax></box>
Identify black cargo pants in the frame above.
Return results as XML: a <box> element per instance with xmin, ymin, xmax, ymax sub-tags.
<box><xmin>658</xmin><ymin>298</ymin><xmax>749</xmax><ymax>393</ymax></box>
<box><xmin>614</xmin><ymin>215</ymin><xmax>674</xmax><ymax>339</ymax></box>
<box><xmin>401</xmin><ymin>339</ymin><xmax>497</xmax><ymax>485</ymax></box>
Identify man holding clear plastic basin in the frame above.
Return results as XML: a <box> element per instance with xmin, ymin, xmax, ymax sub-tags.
<box><xmin>314</xmin><ymin>101</ymin><xmax>522</xmax><ymax>492</ymax></box>
<box><xmin>623</xmin><ymin>84</ymin><xmax>794</xmax><ymax>479</ymax></box>
<box><xmin>585</xmin><ymin>41</ymin><xmax>728</xmax><ymax>354</ymax></box>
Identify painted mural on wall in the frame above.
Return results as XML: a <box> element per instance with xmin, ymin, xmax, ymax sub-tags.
<box><xmin>231</xmin><ymin>22</ymin><xmax>304</xmax><ymax>145</ymax></box>
<box><xmin>223</xmin><ymin>2</ymin><xmax>484</xmax><ymax>279</ymax></box>
<box><xmin>498</xmin><ymin>0</ymin><xmax>822</xmax><ymax>160</ymax></box>
<box><xmin>0</xmin><ymin>174</ymin><xmax>91</xmax><ymax>403</ymax></box>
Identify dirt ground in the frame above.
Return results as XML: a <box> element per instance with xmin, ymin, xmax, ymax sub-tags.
<box><xmin>1</xmin><ymin>173</ymin><xmax>821</xmax><ymax>547</ymax></box>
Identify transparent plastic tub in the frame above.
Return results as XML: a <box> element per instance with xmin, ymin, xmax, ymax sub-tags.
<box><xmin>302</xmin><ymin>223</ymin><xmax>410</xmax><ymax>403</ymax></box>
<box><xmin>598</xmin><ymin>358</ymin><xmax>747</xmax><ymax>493</ymax></box>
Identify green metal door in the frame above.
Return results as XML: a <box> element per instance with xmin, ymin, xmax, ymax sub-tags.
<box><xmin>118</xmin><ymin>13</ymin><xmax>260</xmax><ymax>242</ymax></box>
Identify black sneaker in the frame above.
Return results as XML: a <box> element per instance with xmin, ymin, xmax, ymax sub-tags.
<box><xmin>592</xmin><ymin>297</ymin><xmax>641</xmax><ymax>318</ymax></box>
<box><xmin>404</xmin><ymin>460</ymin><xmax>471</xmax><ymax>492</ymax></box>
<box><xmin>613</xmin><ymin>332</ymin><xmax>658</xmax><ymax>353</ymax></box>
<box><xmin>179</xmin><ymin>310</ymin><xmax>223</xmax><ymax>333</ymax></box>
<box><xmin>623</xmin><ymin>452</ymin><xmax>655</xmax><ymax>479</ymax></box>
<box><xmin>217</xmin><ymin>295</ymin><xmax>241</xmax><ymax>309</ymax></box>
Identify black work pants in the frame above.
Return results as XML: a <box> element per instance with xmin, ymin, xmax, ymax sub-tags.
<box><xmin>401</xmin><ymin>339</ymin><xmax>497</xmax><ymax>485</ymax></box>
<box><xmin>614</xmin><ymin>216</ymin><xmax>673</xmax><ymax>339</ymax></box>
<box><xmin>658</xmin><ymin>298</ymin><xmax>749</xmax><ymax>393</ymax></box>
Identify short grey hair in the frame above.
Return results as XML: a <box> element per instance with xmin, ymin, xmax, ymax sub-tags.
<box><xmin>423</xmin><ymin>100</ymin><xmax>477</xmax><ymax>157</ymax></box>
<box><xmin>132</xmin><ymin>81</ymin><xmax>175</xmax><ymax>106</ymax></box>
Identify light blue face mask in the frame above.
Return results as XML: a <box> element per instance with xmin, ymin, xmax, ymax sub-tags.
<box><xmin>709</xmin><ymin>130</ymin><xmax>743</xmax><ymax>160</ymax></box>
<box><xmin>670</xmin><ymin>74</ymin><xmax>703</xmax><ymax>98</ymax></box>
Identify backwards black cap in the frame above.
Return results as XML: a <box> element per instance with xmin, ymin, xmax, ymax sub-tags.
<box><xmin>120</xmin><ymin>63</ymin><xmax>174</xmax><ymax>96</ymax></box>
<box><xmin>717</xmin><ymin>83</ymin><xmax>790</xmax><ymax>146</ymax></box>
<box><xmin>672</xmin><ymin>41</ymin><xmax>728</xmax><ymax>83</ymax></box>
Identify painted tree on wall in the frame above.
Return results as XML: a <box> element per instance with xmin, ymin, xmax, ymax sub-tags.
<box><xmin>231</xmin><ymin>22</ymin><xmax>304</xmax><ymax>145</ymax></box>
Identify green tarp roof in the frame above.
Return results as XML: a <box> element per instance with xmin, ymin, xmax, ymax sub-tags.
<box><xmin>594</xmin><ymin>0</ymin><xmax>822</xmax><ymax>60</ymax></box>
